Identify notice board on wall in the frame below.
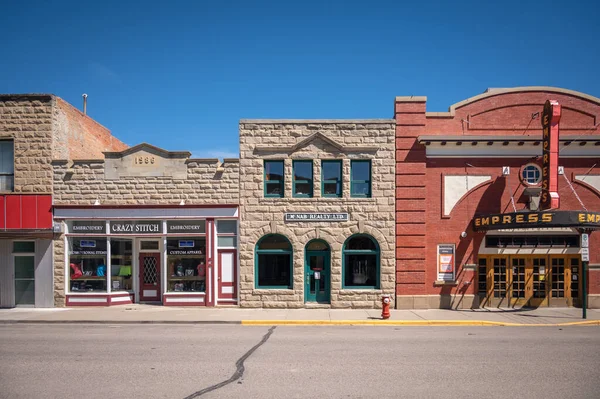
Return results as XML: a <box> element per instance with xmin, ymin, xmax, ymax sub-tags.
<box><xmin>437</xmin><ymin>244</ymin><xmax>455</xmax><ymax>281</ymax></box>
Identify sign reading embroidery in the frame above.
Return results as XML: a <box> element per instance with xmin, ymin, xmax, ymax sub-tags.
<box><xmin>284</xmin><ymin>213</ymin><xmax>350</xmax><ymax>222</ymax></box>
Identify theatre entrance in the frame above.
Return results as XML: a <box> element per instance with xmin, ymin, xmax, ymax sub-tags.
<box><xmin>477</xmin><ymin>255</ymin><xmax>581</xmax><ymax>308</ymax></box>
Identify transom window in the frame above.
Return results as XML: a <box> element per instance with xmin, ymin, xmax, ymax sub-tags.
<box><xmin>522</xmin><ymin>164</ymin><xmax>541</xmax><ymax>185</ymax></box>
<box><xmin>343</xmin><ymin>235</ymin><xmax>380</xmax><ymax>289</ymax></box>
<box><xmin>350</xmin><ymin>160</ymin><xmax>371</xmax><ymax>198</ymax></box>
<box><xmin>293</xmin><ymin>160</ymin><xmax>313</xmax><ymax>197</ymax></box>
<box><xmin>264</xmin><ymin>160</ymin><xmax>284</xmax><ymax>197</ymax></box>
<box><xmin>0</xmin><ymin>140</ymin><xmax>14</xmax><ymax>192</ymax></box>
<box><xmin>322</xmin><ymin>160</ymin><xmax>342</xmax><ymax>197</ymax></box>
<box><xmin>255</xmin><ymin>234</ymin><xmax>293</xmax><ymax>289</ymax></box>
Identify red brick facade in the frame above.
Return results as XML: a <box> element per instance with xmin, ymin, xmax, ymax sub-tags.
<box><xmin>395</xmin><ymin>87</ymin><xmax>600</xmax><ymax>309</ymax></box>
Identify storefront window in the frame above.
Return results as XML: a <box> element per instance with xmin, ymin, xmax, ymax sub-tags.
<box><xmin>343</xmin><ymin>235</ymin><xmax>379</xmax><ymax>289</ymax></box>
<box><xmin>110</xmin><ymin>238</ymin><xmax>133</xmax><ymax>292</ymax></box>
<box><xmin>255</xmin><ymin>234</ymin><xmax>292</xmax><ymax>289</ymax></box>
<box><xmin>167</xmin><ymin>238</ymin><xmax>206</xmax><ymax>292</ymax></box>
<box><xmin>69</xmin><ymin>237</ymin><xmax>108</xmax><ymax>292</ymax></box>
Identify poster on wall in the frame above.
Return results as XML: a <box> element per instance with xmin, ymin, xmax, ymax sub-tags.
<box><xmin>437</xmin><ymin>244</ymin><xmax>455</xmax><ymax>281</ymax></box>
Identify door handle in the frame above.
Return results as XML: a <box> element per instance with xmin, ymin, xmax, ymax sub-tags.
<box><xmin>306</xmin><ymin>275</ymin><xmax>310</xmax><ymax>285</ymax></box>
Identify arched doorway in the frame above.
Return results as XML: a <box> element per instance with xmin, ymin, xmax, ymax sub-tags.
<box><xmin>304</xmin><ymin>239</ymin><xmax>331</xmax><ymax>303</ymax></box>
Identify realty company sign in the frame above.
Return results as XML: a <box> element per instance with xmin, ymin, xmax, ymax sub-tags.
<box><xmin>284</xmin><ymin>213</ymin><xmax>350</xmax><ymax>222</ymax></box>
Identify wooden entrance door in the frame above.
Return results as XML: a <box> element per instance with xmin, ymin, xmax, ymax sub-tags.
<box><xmin>218</xmin><ymin>249</ymin><xmax>237</xmax><ymax>302</ymax></box>
<box><xmin>549</xmin><ymin>255</ymin><xmax>580</xmax><ymax>307</ymax></box>
<box><xmin>139</xmin><ymin>253</ymin><xmax>161</xmax><ymax>302</ymax></box>
<box><xmin>510</xmin><ymin>257</ymin><xmax>528</xmax><ymax>307</ymax></box>
<box><xmin>529</xmin><ymin>257</ymin><xmax>549</xmax><ymax>307</ymax></box>
<box><xmin>489</xmin><ymin>257</ymin><xmax>509</xmax><ymax>307</ymax></box>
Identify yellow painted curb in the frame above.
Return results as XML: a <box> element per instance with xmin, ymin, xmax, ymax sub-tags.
<box><xmin>241</xmin><ymin>319</ymin><xmax>600</xmax><ymax>327</ymax></box>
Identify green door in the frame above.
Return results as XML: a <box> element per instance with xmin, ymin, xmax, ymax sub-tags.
<box><xmin>14</xmin><ymin>255</ymin><xmax>35</xmax><ymax>306</ymax></box>
<box><xmin>305</xmin><ymin>251</ymin><xmax>330</xmax><ymax>303</ymax></box>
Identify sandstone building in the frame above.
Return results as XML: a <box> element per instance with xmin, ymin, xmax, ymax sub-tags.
<box><xmin>238</xmin><ymin>120</ymin><xmax>396</xmax><ymax>308</ymax></box>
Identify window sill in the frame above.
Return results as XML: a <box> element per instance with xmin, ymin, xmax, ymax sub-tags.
<box><xmin>253</xmin><ymin>288</ymin><xmax>294</xmax><ymax>293</ymax></box>
<box><xmin>433</xmin><ymin>280</ymin><xmax>458</xmax><ymax>286</ymax></box>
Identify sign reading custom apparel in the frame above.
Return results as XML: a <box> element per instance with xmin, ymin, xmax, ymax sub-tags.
<box><xmin>110</xmin><ymin>221</ymin><xmax>163</xmax><ymax>234</ymax></box>
<box><xmin>473</xmin><ymin>211</ymin><xmax>600</xmax><ymax>231</ymax></box>
<box><xmin>284</xmin><ymin>213</ymin><xmax>350</xmax><ymax>222</ymax></box>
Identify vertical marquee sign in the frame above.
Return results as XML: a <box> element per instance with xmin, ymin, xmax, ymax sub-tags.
<box><xmin>540</xmin><ymin>100</ymin><xmax>561</xmax><ymax>210</ymax></box>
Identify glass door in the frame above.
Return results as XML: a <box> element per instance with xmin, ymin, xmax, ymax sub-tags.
<box><xmin>14</xmin><ymin>255</ymin><xmax>35</xmax><ymax>306</ymax></box>
<box><xmin>510</xmin><ymin>257</ymin><xmax>527</xmax><ymax>307</ymax></box>
<box><xmin>490</xmin><ymin>257</ymin><xmax>508</xmax><ymax>307</ymax></box>
<box><xmin>305</xmin><ymin>251</ymin><xmax>330</xmax><ymax>304</ymax></box>
<box><xmin>529</xmin><ymin>257</ymin><xmax>548</xmax><ymax>307</ymax></box>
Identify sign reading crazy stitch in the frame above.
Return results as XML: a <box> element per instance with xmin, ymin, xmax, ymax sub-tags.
<box><xmin>109</xmin><ymin>221</ymin><xmax>163</xmax><ymax>234</ymax></box>
<box><xmin>284</xmin><ymin>213</ymin><xmax>350</xmax><ymax>222</ymax></box>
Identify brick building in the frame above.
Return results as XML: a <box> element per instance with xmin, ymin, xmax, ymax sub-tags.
<box><xmin>0</xmin><ymin>94</ymin><xmax>127</xmax><ymax>308</ymax></box>
<box><xmin>394</xmin><ymin>87</ymin><xmax>600</xmax><ymax>309</ymax></box>
<box><xmin>238</xmin><ymin>120</ymin><xmax>396</xmax><ymax>308</ymax></box>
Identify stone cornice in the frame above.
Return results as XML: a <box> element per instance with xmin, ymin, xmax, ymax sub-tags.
<box><xmin>254</xmin><ymin>132</ymin><xmax>380</xmax><ymax>153</ymax></box>
<box><xmin>240</xmin><ymin>119</ymin><xmax>395</xmax><ymax>124</ymax></box>
<box><xmin>104</xmin><ymin>143</ymin><xmax>191</xmax><ymax>158</ymax></box>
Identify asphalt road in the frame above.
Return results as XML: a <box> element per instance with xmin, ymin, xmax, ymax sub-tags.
<box><xmin>0</xmin><ymin>325</ymin><xmax>599</xmax><ymax>399</ymax></box>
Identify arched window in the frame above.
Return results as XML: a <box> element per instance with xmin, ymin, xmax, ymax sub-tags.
<box><xmin>255</xmin><ymin>234</ymin><xmax>293</xmax><ymax>289</ymax></box>
<box><xmin>342</xmin><ymin>235</ymin><xmax>380</xmax><ymax>289</ymax></box>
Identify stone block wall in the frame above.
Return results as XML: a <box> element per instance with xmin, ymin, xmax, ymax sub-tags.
<box><xmin>0</xmin><ymin>95</ymin><xmax>54</xmax><ymax>193</ymax></box>
<box><xmin>239</xmin><ymin>120</ymin><xmax>396</xmax><ymax>308</ymax></box>
<box><xmin>52</xmin><ymin>158</ymin><xmax>239</xmax><ymax>205</ymax></box>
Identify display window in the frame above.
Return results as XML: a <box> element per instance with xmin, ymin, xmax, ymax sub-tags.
<box><xmin>69</xmin><ymin>237</ymin><xmax>108</xmax><ymax>292</ymax></box>
<box><xmin>167</xmin><ymin>238</ymin><xmax>206</xmax><ymax>292</ymax></box>
<box><xmin>342</xmin><ymin>235</ymin><xmax>380</xmax><ymax>289</ymax></box>
<box><xmin>110</xmin><ymin>238</ymin><xmax>133</xmax><ymax>292</ymax></box>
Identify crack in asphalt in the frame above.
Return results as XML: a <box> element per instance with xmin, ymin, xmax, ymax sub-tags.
<box><xmin>182</xmin><ymin>326</ymin><xmax>276</xmax><ymax>398</ymax></box>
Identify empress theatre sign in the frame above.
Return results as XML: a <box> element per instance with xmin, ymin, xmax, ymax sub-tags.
<box><xmin>473</xmin><ymin>211</ymin><xmax>600</xmax><ymax>231</ymax></box>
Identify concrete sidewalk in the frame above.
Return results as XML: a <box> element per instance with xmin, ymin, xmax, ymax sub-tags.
<box><xmin>1</xmin><ymin>305</ymin><xmax>599</xmax><ymax>326</ymax></box>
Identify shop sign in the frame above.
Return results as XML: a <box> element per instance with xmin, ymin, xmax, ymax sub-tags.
<box><xmin>437</xmin><ymin>244</ymin><xmax>455</xmax><ymax>281</ymax></box>
<box><xmin>110</xmin><ymin>221</ymin><xmax>163</xmax><ymax>234</ymax></box>
<box><xmin>71</xmin><ymin>221</ymin><xmax>106</xmax><ymax>234</ymax></box>
<box><xmin>166</xmin><ymin>238</ymin><xmax>205</xmax><ymax>255</ymax></box>
<box><xmin>473</xmin><ymin>211</ymin><xmax>600</xmax><ymax>232</ymax></box>
<box><xmin>540</xmin><ymin>100</ymin><xmax>561</xmax><ymax>210</ymax></box>
<box><xmin>167</xmin><ymin>220</ymin><xmax>206</xmax><ymax>234</ymax></box>
<box><xmin>284</xmin><ymin>213</ymin><xmax>349</xmax><ymax>222</ymax></box>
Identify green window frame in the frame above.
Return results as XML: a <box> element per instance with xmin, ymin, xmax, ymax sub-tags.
<box><xmin>321</xmin><ymin>160</ymin><xmax>342</xmax><ymax>198</ymax></box>
<box><xmin>342</xmin><ymin>234</ymin><xmax>380</xmax><ymax>289</ymax></box>
<box><xmin>292</xmin><ymin>160</ymin><xmax>313</xmax><ymax>198</ymax></box>
<box><xmin>255</xmin><ymin>234</ymin><xmax>293</xmax><ymax>289</ymax></box>
<box><xmin>264</xmin><ymin>160</ymin><xmax>284</xmax><ymax>198</ymax></box>
<box><xmin>350</xmin><ymin>160</ymin><xmax>371</xmax><ymax>198</ymax></box>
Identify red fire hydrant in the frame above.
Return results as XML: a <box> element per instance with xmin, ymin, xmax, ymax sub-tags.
<box><xmin>381</xmin><ymin>294</ymin><xmax>391</xmax><ymax>320</ymax></box>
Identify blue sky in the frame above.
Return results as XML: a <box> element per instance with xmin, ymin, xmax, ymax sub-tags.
<box><xmin>2</xmin><ymin>0</ymin><xmax>599</xmax><ymax>159</ymax></box>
